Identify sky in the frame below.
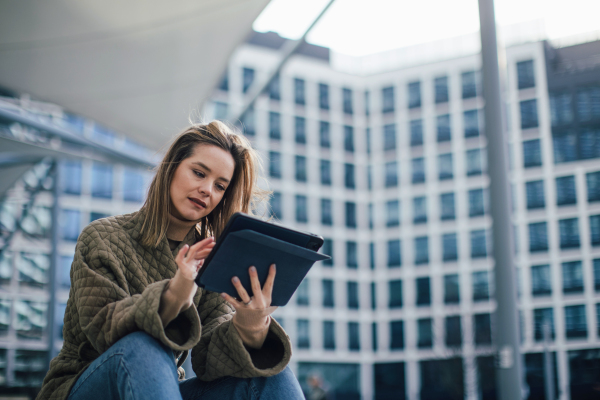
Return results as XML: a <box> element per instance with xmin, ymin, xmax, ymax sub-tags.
<box><xmin>253</xmin><ymin>0</ymin><xmax>600</xmax><ymax>56</ymax></box>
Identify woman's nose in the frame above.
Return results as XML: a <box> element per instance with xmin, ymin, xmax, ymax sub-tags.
<box><xmin>198</xmin><ymin>181</ymin><xmax>212</xmax><ymax>196</ymax></box>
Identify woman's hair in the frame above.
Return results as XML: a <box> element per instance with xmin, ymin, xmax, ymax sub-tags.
<box><xmin>139</xmin><ymin>121</ymin><xmax>268</xmax><ymax>247</ymax></box>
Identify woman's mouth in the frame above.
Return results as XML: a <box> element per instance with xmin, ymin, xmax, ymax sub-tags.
<box><xmin>188</xmin><ymin>197</ymin><xmax>206</xmax><ymax>209</ymax></box>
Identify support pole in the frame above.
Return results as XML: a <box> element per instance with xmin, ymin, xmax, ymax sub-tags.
<box><xmin>543</xmin><ymin>322</ymin><xmax>555</xmax><ymax>400</ymax></box>
<box><xmin>48</xmin><ymin>160</ymin><xmax>61</xmax><ymax>365</ymax></box>
<box><xmin>477</xmin><ymin>1</ymin><xmax>523</xmax><ymax>399</ymax></box>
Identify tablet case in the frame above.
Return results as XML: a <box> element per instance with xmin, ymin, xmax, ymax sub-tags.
<box><xmin>197</xmin><ymin>229</ymin><xmax>330</xmax><ymax>306</ymax></box>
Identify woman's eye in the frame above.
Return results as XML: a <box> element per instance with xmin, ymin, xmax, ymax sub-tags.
<box><xmin>216</xmin><ymin>184</ymin><xmax>226</xmax><ymax>191</ymax></box>
<box><xmin>194</xmin><ymin>170</ymin><xmax>205</xmax><ymax>178</ymax></box>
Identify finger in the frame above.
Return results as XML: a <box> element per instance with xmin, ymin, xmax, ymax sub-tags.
<box><xmin>196</xmin><ymin>259</ymin><xmax>204</xmax><ymax>273</ymax></box>
<box><xmin>187</xmin><ymin>237</ymin><xmax>214</xmax><ymax>256</ymax></box>
<box><xmin>175</xmin><ymin>244</ymin><xmax>190</xmax><ymax>265</ymax></box>
<box><xmin>231</xmin><ymin>276</ymin><xmax>251</xmax><ymax>303</ymax></box>
<box><xmin>194</xmin><ymin>245</ymin><xmax>215</xmax><ymax>260</ymax></box>
<box><xmin>221</xmin><ymin>292</ymin><xmax>241</xmax><ymax>309</ymax></box>
<box><xmin>187</xmin><ymin>241</ymin><xmax>215</xmax><ymax>260</ymax></box>
<box><xmin>248</xmin><ymin>266</ymin><xmax>262</xmax><ymax>299</ymax></box>
<box><xmin>262</xmin><ymin>264</ymin><xmax>276</xmax><ymax>298</ymax></box>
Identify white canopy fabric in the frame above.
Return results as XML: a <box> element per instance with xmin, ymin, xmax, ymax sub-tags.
<box><xmin>0</xmin><ymin>0</ymin><xmax>270</xmax><ymax>150</ymax></box>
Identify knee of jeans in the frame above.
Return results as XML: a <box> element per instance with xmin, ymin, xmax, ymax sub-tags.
<box><xmin>113</xmin><ymin>332</ymin><xmax>172</xmax><ymax>361</ymax></box>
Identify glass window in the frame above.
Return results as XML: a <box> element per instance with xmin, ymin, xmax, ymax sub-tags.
<box><xmin>343</xmin><ymin>88</ymin><xmax>353</xmax><ymax>114</ymax></box>
<box><xmin>565</xmin><ymin>305</ymin><xmax>587</xmax><ymax>339</ymax></box>
<box><xmin>553</xmin><ymin>132</ymin><xmax>577</xmax><ymax>164</ymax></box>
<box><xmin>410</xmin><ymin>120</ymin><xmax>423</xmax><ymax>146</ymax></box>
<box><xmin>368</xmin><ymin>203</ymin><xmax>374</xmax><ymax>229</ymax></box>
<box><xmin>472</xmin><ymin>271</ymin><xmax>490</xmax><ymax>301</ymax></box>
<box><xmin>556</xmin><ymin>176</ymin><xmax>577</xmax><ymax>206</ymax></box>
<box><xmin>371</xmin><ymin>322</ymin><xmax>378</xmax><ymax>351</ymax></box>
<box><xmin>464</xmin><ymin>110</ymin><xmax>480</xmax><ymax>137</ymax></box>
<box><xmin>417</xmin><ymin>318</ymin><xmax>433</xmax><ymax>348</ymax></box>
<box><xmin>319</xmin><ymin>121</ymin><xmax>330</xmax><ymax>148</ymax></box>
<box><xmin>408</xmin><ymin>81</ymin><xmax>421</xmax><ymax>109</ymax></box>
<box><xmin>347</xmin><ymin>281</ymin><xmax>359</xmax><ymax>309</ymax></box>
<box><xmin>594</xmin><ymin>259</ymin><xmax>600</xmax><ymax>291</ymax></box>
<box><xmin>533</xmin><ymin>308</ymin><xmax>555</xmax><ymax>342</ymax></box>
<box><xmin>14</xmin><ymin>300</ymin><xmax>47</xmax><ymax>340</ymax></box>
<box><xmin>242</xmin><ymin>67</ymin><xmax>254</xmax><ymax>93</ymax></box>
<box><xmin>385</xmin><ymin>161</ymin><xmax>398</xmax><ymax>187</ymax></box>
<box><xmin>366</xmin><ymin>127</ymin><xmax>371</xmax><ymax>154</ymax></box>
<box><xmin>295</xmin><ymin>195</ymin><xmax>308</xmax><ymax>223</ymax></box>
<box><xmin>559</xmin><ymin>218</ymin><xmax>580</xmax><ymax>249</ymax></box>
<box><xmin>466</xmin><ymin>148</ymin><xmax>484</xmax><ymax>176</ymax></box>
<box><xmin>517</xmin><ymin>60</ymin><xmax>535</xmax><ymax>89</ymax></box>
<box><xmin>0</xmin><ymin>299</ymin><xmax>10</xmax><ymax>336</ymax></box>
<box><xmin>59</xmin><ymin>255</ymin><xmax>73</xmax><ymax>288</ymax></box>
<box><xmin>60</xmin><ymin>209</ymin><xmax>80</xmax><ymax>242</ymax></box>
<box><xmin>386</xmin><ymin>200</ymin><xmax>400</xmax><ymax>227</ymax></box>
<box><xmin>297</xmin><ymin>279</ymin><xmax>309</xmax><ymax>306</ymax></box>
<box><xmin>319</xmin><ymin>83</ymin><xmax>329</xmax><ymax>110</ymax></box>
<box><xmin>365</xmin><ymin>90</ymin><xmax>370</xmax><ymax>116</ymax></box>
<box><xmin>268</xmin><ymin>74</ymin><xmax>280</xmax><ymax>100</ymax></box>
<box><xmin>321</xmin><ymin>198</ymin><xmax>332</xmax><ymax>226</ymax></box>
<box><xmin>579</xmin><ymin>129</ymin><xmax>600</xmax><ymax>160</ymax></box>
<box><xmin>471</xmin><ymin>230</ymin><xmax>487</xmax><ymax>258</ymax></box>
<box><xmin>440</xmin><ymin>193</ymin><xmax>455</xmax><ymax>220</ymax></box>
<box><xmin>576</xmin><ymin>87</ymin><xmax>600</xmax><ymax>122</ymax></box>
<box><xmin>322</xmin><ymin>239</ymin><xmax>333</xmax><ymax>266</ymax></box>
<box><xmin>415</xmin><ymin>237</ymin><xmax>429</xmax><ymax>265</ymax></box>
<box><xmin>435</xmin><ymin>76</ymin><xmax>449</xmax><ymax>103</ymax></box>
<box><xmin>91</xmin><ymin>163</ymin><xmax>112</xmax><ymax>199</ymax></box>
<box><xmin>528</xmin><ymin>222</ymin><xmax>548</xmax><ymax>252</ymax></box>
<box><xmin>344</xmin><ymin>126</ymin><xmax>354</xmax><ymax>153</ymax></box>
<box><xmin>444</xmin><ymin>274</ymin><xmax>460</xmax><ymax>304</ymax></box>
<box><xmin>474</xmin><ymin>314</ymin><xmax>492</xmax><ymax>346</ymax></box>
<box><xmin>295</xmin><ymin>156</ymin><xmax>307</xmax><ymax>182</ymax></box>
<box><xmin>523</xmin><ymin>139</ymin><xmax>542</xmax><ymax>167</ymax></box>
<box><xmin>526</xmin><ymin>180</ymin><xmax>545</xmax><ymax>209</ymax></box>
<box><xmin>437</xmin><ymin>114</ymin><xmax>451</xmax><ymax>142</ymax></box>
<box><xmin>387</xmin><ymin>240</ymin><xmax>401</xmax><ymax>267</ymax></box>
<box><xmin>90</xmin><ymin>212</ymin><xmax>108</xmax><ymax>223</ymax></box>
<box><xmin>382</xmin><ymin>86</ymin><xmax>395</xmax><ymax>113</ymax></box>
<box><xmin>413</xmin><ymin>196</ymin><xmax>427</xmax><ymax>224</ymax></box>
<box><xmin>345</xmin><ymin>202</ymin><xmax>357</xmax><ymax>228</ymax></box>
<box><xmin>591</xmin><ymin>215</ymin><xmax>600</xmax><ymax>246</ymax></box>
<box><xmin>412</xmin><ymin>158</ymin><xmax>425</xmax><ymax>184</ymax></box>
<box><xmin>346</xmin><ymin>241</ymin><xmax>358</xmax><ymax>269</ymax></box>
<box><xmin>390</xmin><ymin>320</ymin><xmax>404</xmax><ymax>350</ymax></box>
<box><xmin>295</xmin><ymin>117</ymin><xmax>306</xmax><ymax>144</ymax></box>
<box><xmin>371</xmin><ymin>281</ymin><xmax>377</xmax><ymax>309</ymax></box>
<box><xmin>294</xmin><ymin>78</ymin><xmax>305</xmax><ymax>105</ymax></box>
<box><xmin>213</xmin><ymin>101</ymin><xmax>227</xmax><ymax>122</ymax></box>
<box><xmin>461</xmin><ymin>71</ymin><xmax>478</xmax><ymax>99</ymax></box>
<box><xmin>549</xmin><ymin>93</ymin><xmax>573</xmax><ymax>126</ymax></box>
<box><xmin>17</xmin><ymin>252</ymin><xmax>50</xmax><ymax>288</ymax></box>
<box><xmin>60</xmin><ymin>161</ymin><xmax>82</xmax><ymax>195</ymax></box>
<box><xmin>367</xmin><ymin>165</ymin><xmax>372</xmax><ymax>190</ymax></box>
<box><xmin>240</xmin><ymin>109</ymin><xmax>255</xmax><ymax>136</ymax></box>
<box><xmin>586</xmin><ymin>171</ymin><xmax>600</xmax><ymax>202</ymax></box>
<box><xmin>520</xmin><ymin>99</ymin><xmax>539</xmax><ymax>129</ymax></box>
<box><xmin>531</xmin><ymin>264</ymin><xmax>551</xmax><ymax>296</ymax></box>
<box><xmin>269</xmin><ymin>151</ymin><xmax>281</xmax><ymax>178</ymax></box>
<box><xmin>468</xmin><ymin>189</ymin><xmax>485</xmax><ymax>217</ymax></box>
<box><xmin>445</xmin><ymin>316</ymin><xmax>462</xmax><ymax>348</ymax></box>
<box><xmin>416</xmin><ymin>277</ymin><xmax>431</xmax><ymax>306</ymax></box>
<box><xmin>384</xmin><ymin>124</ymin><xmax>396</xmax><ymax>151</ymax></box>
<box><xmin>348</xmin><ymin>322</ymin><xmax>360</xmax><ymax>351</ymax></box>
<box><xmin>443</xmin><ymin>233</ymin><xmax>458</xmax><ymax>262</ymax></box>
<box><xmin>269</xmin><ymin>112</ymin><xmax>281</xmax><ymax>140</ymax></box>
<box><xmin>270</xmin><ymin>192</ymin><xmax>282</xmax><ymax>220</ymax></box>
<box><xmin>369</xmin><ymin>242</ymin><xmax>375</xmax><ymax>269</ymax></box>
<box><xmin>344</xmin><ymin>163</ymin><xmax>355</xmax><ymax>189</ymax></box>
<box><xmin>122</xmin><ymin>169</ymin><xmax>144</xmax><ymax>203</ymax></box>
<box><xmin>297</xmin><ymin>319</ymin><xmax>310</xmax><ymax>348</ymax></box>
<box><xmin>562</xmin><ymin>261</ymin><xmax>583</xmax><ymax>293</ymax></box>
<box><xmin>323</xmin><ymin>321</ymin><xmax>335</xmax><ymax>349</ymax></box>
<box><xmin>320</xmin><ymin>160</ymin><xmax>331</xmax><ymax>185</ymax></box>
<box><xmin>322</xmin><ymin>279</ymin><xmax>334</xmax><ymax>308</ymax></box>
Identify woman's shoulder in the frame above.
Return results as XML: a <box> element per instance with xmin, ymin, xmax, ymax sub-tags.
<box><xmin>79</xmin><ymin>211</ymin><xmax>140</xmax><ymax>245</ymax></box>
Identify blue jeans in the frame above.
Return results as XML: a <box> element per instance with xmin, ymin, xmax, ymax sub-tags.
<box><xmin>67</xmin><ymin>331</ymin><xmax>304</xmax><ymax>400</ymax></box>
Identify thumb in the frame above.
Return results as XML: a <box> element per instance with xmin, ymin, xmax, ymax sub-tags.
<box><xmin>175</xmin><ymin>244</ymin><xmax>189</xmax><ymax>266</ymax></box>
<box><xmin>196</xmin><ymin>259</ymin><xmax>204</xmax><ymax>272</ymax></box>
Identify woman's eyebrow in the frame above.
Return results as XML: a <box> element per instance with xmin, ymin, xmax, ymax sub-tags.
<box><xmin>191</xmin><ymin>161</ymin><xmax>230</xmax><ymax>183</ymax></box>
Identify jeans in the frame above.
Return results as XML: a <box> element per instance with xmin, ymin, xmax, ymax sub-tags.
<box><xmin>67</xmin><ymin>331</ymin><xmax>304</xmax><ymax>400</ymax></box>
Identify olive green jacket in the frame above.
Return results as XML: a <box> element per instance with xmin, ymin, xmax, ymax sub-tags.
<box><xmin>37</xmin><ymin>211</ymin><xmax>291</xmax><ymax>400</ymax></box>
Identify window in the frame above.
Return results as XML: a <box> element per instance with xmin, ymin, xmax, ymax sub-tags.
<box><xmin>580</xmin><ymin>129</ymin><xmax>600</xmax><ymax>160</ymax></box>
<box><xmin>437</xmin><ymin>114</ymin><xmax>451</xmax><ymax>142</ymax></box>
<box><xmin>444</xmin><ymin>274</ymin><xmax>460</xmax><ymax>304</ymax></box>
<box><xmin>365</xmin><ymin>90</ymin><xmax>370</xmax><ymax>116</ymax></box>
<box><xmin>587</xmin><ymin>172</ymin><xmax>600</xmax><ymax>202</ymax></box>
<box><xmin>294</xmin><ymin>78</ymin><xmax>305</xmax><ymax>105</ymax></box>
<box><xmin>295</xmin><ymin>156</ymin><xmax>307</xmax><ymax>182</ymax></box>
<box><xmin>565</xmin><ymin>305</ymin><xmax>587</xmax><ymax>339</ymax></box>
<box><xmin>528</xmin><ymin>222</ymin><xmax>548</xmax><ymax>252</ymax></box>
<box><xmin>348</xmin><ymin>322</ymin><xmax>360</xmax><ymax>351</ymax></box>
<box><xmin>390</xmin><ymin>321</ymin><xmax>404</xmax><ymax>350</ymax></box>
<box><xmin>466</xmin><ymin>148</ymin><xmax>484</xmax><ymax>176</ymax></box>
<box><xmin>471</xmin><ymin>230</ymin><xmax>487</xmax><ymax>258</ymax></box>
<box><xmin>297</xmin><ymin>319</ymin><xmax>310</xmax><ymax>348</ymax></box>
<box><xmin>269</xmin><ymin>151</ymin><xmax>281</xmax><ymax>178</ymax></box>
<box><xmin>385</xmin><ymin>161</ymin><xmax>398</xmax><ymax>187</ymax></box>
<box><xmin>218</xmin><ymin>72</ymin><xmax>228</xmax><ymax>91</ymax></box>
<box><xmin>90</xmin><ymin>212</ymin><xmax>108</xmax><ymax>223</ymax></box>
<box><xmin>323</xmin><ymin>321</ymin><xmax>335</xmax><ymax>349</ymax></box>
<box><xmin>442</xmin><ymin>233</ymin><xmax>458</xmax><ymax>262</ymax></box>
<box><xmin>517</xmin><ymin>60</ymin><xmax>535</xmax><ymax>89</ymax></box>
<box><xmin>367</xmin><ymin>165</ymin><xmax>372</xmax><ymax>190</ymax></box>
<box><xmin>366</xmin><ymin>128</ymin><xmax>371</xmax><ymax>154</ymax></box>
<box><xmin>60</xmin><ymin>210</ymin><xmax>80</xmax><ymax>242</ymax></box>
<box><xmin>91</xmin><ymin>163</ymin><xmax>112</xmax><ymax>199</ymax></box>
<box><xmin>371</xmin><ymin>282</ymin><xmax>377</xmax><ymax>309</ymax></box>
<box><xmin>413</xmin><ymin>196</ymin><xmax>427</xmax><ymax>224</ymax></box>
<box><xmin>242</xmin><ymin>67</ymin><xmax>254</xmax><ymax>93</ymax></box>
<box><xmin>464</xmin><ymin>110</ymin><xmax>480</xmax><ymax>137</ymax></box>
<box><xmin>520</xmin><ymin>99</ymin><xmax>539</xmax><ymax>129</ymax></box>
<box><xmin>468</xmin><ymin>189</ymin><xmax>485</xmax><ymax>217</ymax></box>
<box><xmin>415</xmin><ymin>237</ymin><xmax>429</xmax><ymax>265</ymax></box>
<box><xmin>372</xmin><ymin>322</ymin><xmax>378</xmax><ymax>351</ymax></box>
<box><xmin>472</xmin><ymin>271</ymin><xmax>490</xmax><ymax>301</ymax></box>
<box><xmin>384</xmin><ymin>124</ymin><xmax>396</xmax><ymax>151</ymax></box>
<box><xmin>412</xmin><ymin>158</ymin><xmax>425</xmax><ymax>184</ymax></box>
<box><xmin>344</xmin><ymin>163</ymin><xmax>355</xmax><ymax>189</ymax></box>
<box><xmin>445</xmin><ymin>316</ymin><xmax>462</xmax><ymax>348</ymax></box>
<box><xmin>576</xmin><ymin>87</ymin><xmax>600</xmax><ymax>122</ymax></box>
<box><xmin>388</xmin><ymin>280</ymin><xmax>403</xmax><ymax>308</ymax></box>
<box><xmin>440</xmin><ymin>193</ymin><xmax>455</xmax><ymax>220</ymax></box>
<box><xmin>408</xmin><ymin>81</ymin><xmax>421</xmax><ymax>109</ymax></box>
<box><xmin>346</xmin><ymin>241</ymin><xmax>358</xmax><ymax>269</ymax></box>
<box><xmin>343</xmin><ymin>88</ymin><xmax>353</xmax><ymax>114</ymax></box>
<box><xmin>523</xmin><ymin>139</ymin><xmax>542</xmax><ymax>168</ymax></box>
<box><xmin>552</xmin><ymin>132</ymin><xmax>577</xmax><ymax>163</ymax></box>
<box><xmin>321</xmin><ymin>199</ymin><xmax>332</xmax><ymax>226</ymax></box>
<box><xmin>240</xmin><ymin>109</ymin><xmax>255</xmax><ymax>136</ymax></box>
<box><xmin>345</xmin><ymin>202</ymin><xmax>357</xmax><ymax>228</ymax></box>
<box><xmin>410</xmin><ymin>120</ymin><xmax>423</xmax><ymax>146</ymax></box>
<box><xmin>369</xmin><ymin>242</ymin><xmax>375</xmax><ymax>269</ymax></box>
<box><xmin>269</xmin><ymin>112</ymin><xmax>281</xmax><ymax>139</ymax></box>
<box><xmin>319</xmin><ymin>83</ymin><xmax>329</xmax><ymax>110</ymax></box>
<box><xmin>559</xmin><ymin>218</ymin><xmax>580</xmax><ymax>249</ymax></box>
<box><xmin>344</xmin><ymin>126</ymin><xmax>354</xmax><ymax>152</ymax></box>
<box><xmin>319</xmin><ymin>121</ymin><xmax>330</xmax><ymax>148</ymax></box>
<box><xmin>121</xmin><ymin>169</ymin><xmax>144</xmax><ymax>202</ymax></box>
<box><xmin>270</xmin><ymin>192</ymin><xmax>282</xmax><ymax>219</ymax></box>
<box><xmin>60</xmin><ymin>161</ymin><xmax>81</xmax><ymax>195</ymax></box>
<box><xmin>562</xmin><ymin>261</ymin><xmax>583</xmax><ymax>293</ymax></box>
<box><xmin>347</xmin><ymin>281</ymin><xmax>359</xmax><ymax>309</ymax></box>
<box><xmin>295</xmin><ymin>195</ymin><xmax>308</xmax><ymax>223</ymax></box>
<box><xmin>417</xmin><ymin>318</ymin><xmax>433</xmax><ymax>348</ymax></box>
<box><xmin>533</xmin><ymin>308</ymin><xmax>555</xmax><ymax>342</ymax></box>
<box><xmin>591</xmin><ymin>215</ymin><xmax>600</xmax><ymax>246</ymax></box>
<box><xmin>322</xmin><ymin>239</ymin><xmax>333</xmax><ymax>266</ymax></box>
<box><xmin>526</xmin><ymin>180</ymin><xmax>545</xmax><ymax>209</ymax></box>
<box><xmin>461</xmin><ymin>71</ymin><xmax>478</xmax><ymax>99</ymax></box>
<box><xmin>320</xmin><ymin>160</ymin><xmax>331</xmax><ymax>185</ymax></box>
<box><xmin>435</xmin><ymin>76</ymin><xmax>449</xmax><ymax>103</ymax></box>
<box><xmin>387</xmin><ymin>240</ymin><xmax>401</xmax><ymax>267</ymax></box>
<box><xmin>295</xmin><ymin>117</ymin><xmax>306</xmax><ymax>144</ymax></box>
<box><xmin>322</xmin><ymin>279</ymin><xmax>334</xmax><ymax>308</ymax></box>
<box><xmin>556</xmin><ymin>176</ymin><xmax>576</xmax><ymax>206</ymax></box>
<box><xmin>297</xmin><ymin>279</ymin><xmax>309</xmax><ymax>306</ymax></box>
<box><xmin>14</xmin><ymin>301</ymin><xmax>47</xmax><ymax>340</ymax></box>
<box><xmin>474</xmin><ymin>314</ymin><xmax>492</xmax><ymax>346</ymax></box>
<box><xmin>386</xmin><ymin>200</ymin><xmax>400</xmax><ymax>227</ymax></box>
<box><xmin>214</xmin><ymin>101</ymin><xmax>228</xmax><ymax>120</ymax></box>
<box><xmin>531</xmin><ymin>264</ymin><xmax>551</xmax><ymax>296</ymax></box>
<box><xmin>416</xmin><ymin>277</ymin><xmax>431</xmax><ymax>306</ymax></box>
<box><xmin>268</xmin><ymin>74</ymin><xmax>280</xmax><ymax>100</ymax></box>
<box><xmin>594</xmin><ymin>259</ymin><xmax>600</xmax><ymax>291</ymax></box>
<box><xmin>549</xmin><ymin>92</ymin><xmax>573</xmax><ymax>127</ymax></box>
<box><xmin>382</xmin><ymin>86</ymin><xmax>395</xmax><ymax>113</ymax></box>
<box><xmin>368</xmin><ymin>203</ymin><xmax>374</xmax><ymax>229</ymax></box>
<box><xmin>59</xmin><ymin>255</ymin><xmax>73</xmax><ymax>288</ymax></box>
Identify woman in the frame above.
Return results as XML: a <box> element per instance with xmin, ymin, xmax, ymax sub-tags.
<box><xmin>38</xmin><ymin>121</ymin><xmax>304</xmax><ymax>400</ymax></box>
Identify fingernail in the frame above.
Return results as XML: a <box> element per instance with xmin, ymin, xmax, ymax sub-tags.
<box><xmin>221</xmin><ymin>293</ymin><xmax>227</xmax><ymax>298</ymax></box>
<box><xmin>232</xmin><ymin>277</ymin><xmax>239</xmax><ymax>283</ymax></box>
<box><xmin>272</xmin><ymin>264</ymin><xmax>276</xmax><ymax>271</ymax></box>
<box><xmin>250</xmin><ymin>266</ymin><xmax>256</xmax><ymax>273</ymax></box>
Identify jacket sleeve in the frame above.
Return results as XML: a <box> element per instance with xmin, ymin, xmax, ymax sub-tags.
<box><xmin>72</xmin><ymin>223</ymin><xmax>202</xmax><ymax>355</ymax></box>
<box><xmin>191</xmin><ymin>291</ymin><xmax>292</xmax><ymax>381</ymax></box>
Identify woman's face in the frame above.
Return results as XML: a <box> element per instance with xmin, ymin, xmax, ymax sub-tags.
<box><xmin>169</xmin><ymin>144</ymin><xmax>235</xmax><ymax>223</ymax></box>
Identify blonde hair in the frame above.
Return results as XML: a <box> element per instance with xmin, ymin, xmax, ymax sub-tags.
<box><xmin>140</xmin><ymin>121</ymin><xmax>268</xmax><ymax>247</ymax></box>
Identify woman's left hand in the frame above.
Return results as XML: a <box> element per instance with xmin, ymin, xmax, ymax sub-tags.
<box><xmin>221</xmin><ymin>264</ymin><xmax>277</xmax><ymax>348</ymax></box>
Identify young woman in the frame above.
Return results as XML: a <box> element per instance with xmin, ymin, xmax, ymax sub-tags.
<box><xmin>38</xmin><ymin>121</ymin><xmax>304</xmax><ymax>400</ymax></box>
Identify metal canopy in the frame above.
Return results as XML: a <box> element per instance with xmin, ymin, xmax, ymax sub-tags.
<box><xmin>0</xmin><ymin>0</ymin><xmax>270</xmax><ymax>150</ymax></box>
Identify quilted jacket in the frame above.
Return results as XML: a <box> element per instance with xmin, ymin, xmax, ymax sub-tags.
<box><xmin>37</xmin><ymin>211</ymin><xmax>292</xmax><ymax>400</ymax></box>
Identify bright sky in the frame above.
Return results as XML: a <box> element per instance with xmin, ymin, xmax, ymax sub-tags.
<box><xmin>253</xmin><ymin>0</ymin><xmax>600</xmax><ymax>56</ymax></box>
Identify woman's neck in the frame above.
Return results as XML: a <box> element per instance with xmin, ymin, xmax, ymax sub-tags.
<box><xmin>166</xmin><ymin>213</ymin><xmax>196</xmax><ymax>241</ymax></box>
